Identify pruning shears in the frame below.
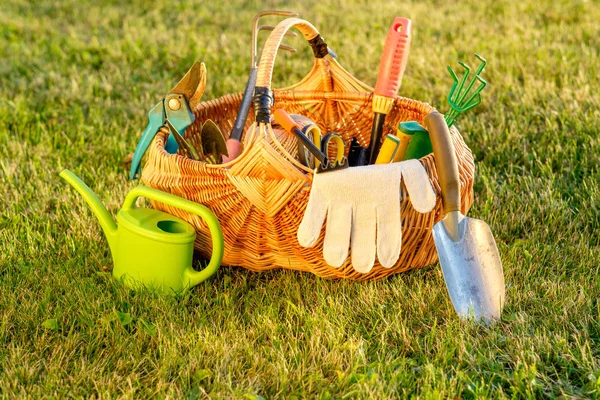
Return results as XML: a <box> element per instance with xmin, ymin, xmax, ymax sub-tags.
<box><xmin>129</xmin><ymin>62</ymin><xmax>207</xmax><ymax>180</ymax></box>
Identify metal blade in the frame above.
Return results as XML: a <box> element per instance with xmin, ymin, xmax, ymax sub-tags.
<box><xmin>165</xmin><ymin>119</ymin><xmax>201</xmax><ymax>161</ymax></box>
<box><xmin>188</xmin><ymin>62</ymin><xmax>207</xmax><ymax>110</ymax></box>
<box><xmin>201</xmin><ymin>119</ymin><xmax>229</xmax><ymax>163</ymax></box>
<box><xmin>432</xmin><ymin>213</ymin><xmax>505</xmax><ymax>324</ymax></box>
<box><xmin>257</xmin><ymin>25</ymin><xmax>298</xmax><ymax>37</ymax></box>
<box><xmin>169</xmin><ymin>61</ymin><xmax>207</xmax><ymax>110</ymax></box>
<box><xmin>252</xmin><ymin>10</ymin><xmax>299</xmax><ymax>67</ymax></box>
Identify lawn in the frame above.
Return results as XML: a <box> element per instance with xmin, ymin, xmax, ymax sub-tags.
<box><xmin>1</xmin><ymin>0</ymin><xmax>599</xmax><ymax>398</ymax></box>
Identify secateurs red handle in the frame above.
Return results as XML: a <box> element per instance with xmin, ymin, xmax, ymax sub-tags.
<box><xmin>367</xmin><ymin>17</ymin><xmax>412</xmax><ymax>165</ymax></box>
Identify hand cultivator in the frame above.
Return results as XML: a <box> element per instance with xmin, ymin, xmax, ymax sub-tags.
<box><xmin>445</xmin><ymin>54</ymin><xmax>488</xmax><ymax>128</ymax></box>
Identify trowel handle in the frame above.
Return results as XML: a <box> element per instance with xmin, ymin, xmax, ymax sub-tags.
<box><xmin>425</xmin><ymin>111</ymin><xmax>460</xmax><ymax>214</ymax></box>
<box><xmin>123</xmin><ymin>186</ymin><xmax>224</xmax><ymax>283</ymax></box>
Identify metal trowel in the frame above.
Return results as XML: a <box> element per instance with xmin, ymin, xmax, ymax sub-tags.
<box><xmin>201</xmin><ymin>120</ymin><xmax>228</xmax><ymax>164</ymax></box>
<box><xmin>426</xmin><ymin>111</ymin><xmax>505</xmax><ymax>323</ymax></box>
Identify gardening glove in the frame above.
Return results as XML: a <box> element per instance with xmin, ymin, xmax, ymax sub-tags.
<box><xmin>297</xmin><ymin>159</ymin><xmax>436</xmax><ymax>273</ymax></box>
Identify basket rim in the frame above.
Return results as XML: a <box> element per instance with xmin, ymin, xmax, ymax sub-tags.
<box><xmin>150</xmin><ymin>90</ymin><xmax>438</xmax><ymax>175</ymax></box>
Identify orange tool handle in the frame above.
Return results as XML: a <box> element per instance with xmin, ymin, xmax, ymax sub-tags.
<box><xmin>273</xmin><ymin>109</ymin><xmax>327</xmax><ymax>165</ymax></box>
<box><xmin>374</xmin><ymin>17</ymin><xmax>412</xmax><ymax>99</ymax></box>
<box><xmin>274</xmin><ymin>109</ymin><xmax>300</xmax><ymax>133</ymax></box>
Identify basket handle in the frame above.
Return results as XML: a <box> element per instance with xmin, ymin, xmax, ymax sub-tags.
<box><xmin>253</xmin><ymin>17</ymin><xmax>329</xmax><ymax>123</ymax></box>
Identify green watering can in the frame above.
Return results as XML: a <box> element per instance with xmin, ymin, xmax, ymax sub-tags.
<box><xmin>60</xmin><ymin>169</ymin><xmax>224</xmax><ymax>295</ymax></box>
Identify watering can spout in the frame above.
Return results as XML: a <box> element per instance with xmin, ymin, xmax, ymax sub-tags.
<box><xmin>59</xmin><ymin>169</ymin><xmax>118</xmax><ymax>251</ymax></box>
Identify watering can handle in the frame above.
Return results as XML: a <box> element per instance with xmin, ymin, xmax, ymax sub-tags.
<box><xmin>122</xmin><ymin>186</ymin><xmax>225</xmax><ymax>286</ymax></box>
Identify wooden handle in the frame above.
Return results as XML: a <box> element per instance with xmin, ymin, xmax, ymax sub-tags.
<box><xmin>256</xmin><ymin>17</ymin><xmax>322</xmax><ymax>88</ymax></box>
<box><xmin>425</xmin><ymin>111</ymin><xmax>460</xmax><ymax>214</ymax></box>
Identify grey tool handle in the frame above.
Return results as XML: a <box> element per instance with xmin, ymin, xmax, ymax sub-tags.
<box><xmin>425</xmin><ymin>111</ymin><xmax>460</xmax><ymax>214</ymax></box>
<box><xmin>230</xmin><ymin>67</ymin><xmax>258</xmax><ymax>141</ymax></box>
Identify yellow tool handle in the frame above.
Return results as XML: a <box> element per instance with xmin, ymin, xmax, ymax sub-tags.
<box><xmin>375</xmin><ymin>134</ymin><xmax>400</xmax><ymax>164</ymax></box>
<box><xmin>321</xmin><ymin>132</ymin><xmax>346</xmax><ymax>165</ymax></box>
<box><xmin>300</xmin><ymin>124</ymin><xmax>323</xmax><ymax>168</ymax></box>
<box><xmin>393</xmin><ymin>132</ymin><xmax>412</xmax><ymax>162</ymax></box>
<box><xmin>425</xmin><ymin>111</ymin><xmax>461</xmax><ymax>214</ymax></box>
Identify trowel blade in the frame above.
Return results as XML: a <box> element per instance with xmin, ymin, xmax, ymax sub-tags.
<box><xmin>432</xmin><ymin>214</ymin><xmax>505</xmax><ymax>323</ymax></box>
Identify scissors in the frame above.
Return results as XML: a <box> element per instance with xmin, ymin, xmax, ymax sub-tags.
<box><xmin>298</xmin><ymin>124</ymin><xmax>347</xmax><ymax>172</ymax></box>
<box><xmin>273</xmin><ymin>109</ymin><xmax>348</xmax><ymax>173</ymax></box>
<box><xmin>129</xmin><ymin>62</ymin><xmax>207</xmax><ymax>180</ymax></box>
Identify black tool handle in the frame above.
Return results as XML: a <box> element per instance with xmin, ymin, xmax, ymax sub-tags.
<box><xmin>367</xmin><ymin>113</ymin><xmax>386</xmax><ymax>164</ymax></box>
<box><xmin>293</xmin><ymin>127</ymin><xmax>327</xmax><ymax>165</ymax></box>
<box><xmin>273</xmin><ymin>109</ymin><xmax>328</xmax><ymax>166</ymax></box>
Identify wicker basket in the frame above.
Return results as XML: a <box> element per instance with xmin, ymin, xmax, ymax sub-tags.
<box><xmin>141</xmin><ymin>17</ymin><xmax>475</xmax><ymax>280</ymax></box>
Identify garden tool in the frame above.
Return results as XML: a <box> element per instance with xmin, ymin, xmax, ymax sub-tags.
<box><xmin>223</xmin><ymin>10</ymin><xmax>299</xmax><ymax>163</ymax></box>
<box><xmin>426</xmin><ymin>111</ymin><xmax>505</xmax><ymax>323</ymax></box>
<box><xmin>400</xmin><ymin>55</ymin><xmax>488</xmax><ymax>161</ymax></box>
<box><xmin>401</xmin><ymin>121</ymin><xmax>433</xmax><ymax>160</ymax></box>
<box><xmin>375</xmin><ymin>134</ymin><xmax>400</xmax><ymax>164</ymax></box>
<box><xmin>367</xmin><ymin>17</ymin><xmax>412</xmax><ymax>165</ymax></box>
<box><xmin>393</xmin><ymin>124</ymin><xmax>412</xmax><ymax>162</ymax></box>
<box><xmin>168</xmin><ymin>119</ymin><xmax>228</xmax><ymax>164</ymax></box>
<box><xmin>297</xmin><ymin>123</ymin><xmax>322</xmax><ymax>169</ymax></box>
<box><xmin>190</xmin><ymin>119</ymin><xmax>227</xmax><ymax>164</ymax></box>
<box><xmin>129</xmin><ymin>62</ymin><xmax>207</xmax><ymax>179</ymax></box>
<box><xmin>445</xmin><ymin>54</ymin><xmax>487</xmax><ymax>128</ymax></box>
<box><xmin>321</xmin><ymin>132</ymin><xmax>347</xmax><ymax>169</ymax></box>
<box><xmin>282</xmin><ymin>117</ymin><xmax>344</xmax><ymax>170</ymax></box>
<box><xmin>297</xmin><ymin>160</ymin><xmax>436</xmax><ymax>273</ymax></box>
<box><xmin>165</xmin><ymin>120</ymin><xmax>200</xmax><ymax>161</ymax></box>
<box><xmin>271</xmin><ymin>113</ymin><xmax>319</xmax><ymax>168</ymax></box>
<box><xmin>273</xmin><ymin>109</ymin><xmax>348</xmax><ymax>173</ymax></box>
<box><xmin>200</xmin><ymin>120</ymin><xmax>228</xmax><ymax>164</ymax></box>
<box><xmin>348</xmin><ymin>138</ymin><xmax>368</xmax><ymax>167</ymax></box>
<box><xmin>60</xmin><ymin>169</ymin><xmax>224</xmax><ymax>295</ymax></box>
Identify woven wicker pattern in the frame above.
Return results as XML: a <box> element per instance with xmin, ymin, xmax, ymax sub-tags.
<box><xmin>142</xmin><ymin>18</ymin><xmax>475</xmax><ymax>280</ymax></box>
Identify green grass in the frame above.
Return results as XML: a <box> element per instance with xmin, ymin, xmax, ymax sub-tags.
<box><xmin>1</xmin><ymin>0</ymin><xmax>599</xmax><ymax>397</ymax></box>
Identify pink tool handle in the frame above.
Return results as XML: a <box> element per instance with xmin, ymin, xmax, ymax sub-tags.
<box><xmin>222</xmin><ymin>139</ymin><xmax>243</xmax><ymax>163</ymax></box>
<box><xmin>374</xmin><ymin>17</ymin><xmax>412</xmax><ymax>99</ymax></box>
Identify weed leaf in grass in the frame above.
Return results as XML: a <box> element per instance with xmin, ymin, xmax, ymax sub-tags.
<box><xmin>114</xmin><ymin>310</ymin><xmax>133</xmax><ymax>326</ymax></box>
<box><xmin>193</xmin><ymin>369</ymin><xmax>211</xmax><ymax>382</ymax></box>
<box><xmin>188</xmin><ymin>387</ymin><xmax>204</xmax><ymax>400</ymax></box>
<box><xmin>139</xmin><ymin>318</ymin><xmax>157</xmax><ymax>336</ymax></box>
<box><xmin>244</xmin><ymin>394</ymin><xmax>266</xmax><ymax>400</ymax></box>
<box><xmin>41</xmin><ymin>318</ymin><xmax>59</xmax><ymax>331</ymax></box>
